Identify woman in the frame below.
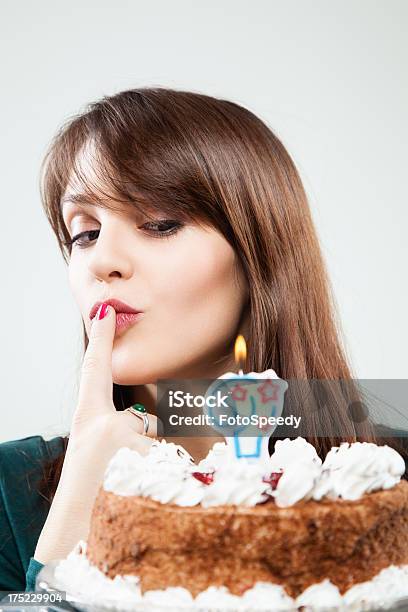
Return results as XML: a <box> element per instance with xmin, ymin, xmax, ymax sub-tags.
<box><xmin>1</xmin><ymin>87</ymin><xmax>406</xmax><ymax>593</ymax></box>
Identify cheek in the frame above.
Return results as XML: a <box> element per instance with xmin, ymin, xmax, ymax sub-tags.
<box><xmin>149</xmin><ymin>231</ymin><xmax>246</xmax><ymax>349</ymax></box>
<box><xmin>154</xmin><ymin>232</ymin><xmax>239</xmax><ymax>311</ymax></box>
<box><xmin>68</xmin><ymin>263</ymin><xmax>80</xmax><ymax>301</ymax></box>
<box><xmin>68</xmin><ymin>263</ymin><xmax>90</xmax><ymax>326</ymax></box>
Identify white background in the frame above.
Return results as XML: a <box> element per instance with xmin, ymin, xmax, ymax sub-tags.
<box><xmin>1</xmin><ymin>0</ymin><xmax>407</xmax><ymax>443</ymax></box>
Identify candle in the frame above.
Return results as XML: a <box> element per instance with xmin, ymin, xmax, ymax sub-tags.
<box><xmin>204</xmin><ymin>335</ymin><xmax>288</xmax><ymax>463</ymax></box>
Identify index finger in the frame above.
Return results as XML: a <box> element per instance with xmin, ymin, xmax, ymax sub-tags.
<box><xmin>77</xmin><ymin>303</ymin><xmax>116</xmax><ymax>412</ymax></box>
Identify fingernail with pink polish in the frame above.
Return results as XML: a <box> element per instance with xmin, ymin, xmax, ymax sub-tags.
<box><xmin>98</xmin><ymin>303</ymin><xmax>109</xmax><ymax>320</ymax></box>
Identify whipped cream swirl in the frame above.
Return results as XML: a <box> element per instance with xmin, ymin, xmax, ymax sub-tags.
<box><xmin>198</xmin><ymin>451</ymin><xmax>273</xmax><ymax>507</ymax></box>
<box><xmin>104</xmin><ymin>440</ymin><xmax>206</xmax><ymax>506</ymax></box>
<box><xmin>103</xmin><ymin>436</ymin><xmax>405</xmax><ymax>508</ymax></box>
<box><xmin>311</xmin><ymin>440</ymin><xmax>406</xmax><ymax>501</ymax></box>
<box><xmin>267</xmin><ymin>437</ymin><xmax>323</xmax><ymax>507</ymax></box>
<box><xmin>270</xmin><ymin>437</ymin><xmax>405</xmax><ymax>506</ymax></box>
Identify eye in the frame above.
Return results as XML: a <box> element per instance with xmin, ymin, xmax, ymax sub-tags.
<box><xmin>63</xmin><ymin>229</ymin><xmax>100</xmax><ymax>249</ymax></box>
<box><xmin>63</xmin><ymin>220</ymin><xmax>183</xmax><ymax>249</ymax></box>
<box><xmin>142</xmin><ymin>220</ymin><xmax>183</xmax><ymax>238</ymax></box>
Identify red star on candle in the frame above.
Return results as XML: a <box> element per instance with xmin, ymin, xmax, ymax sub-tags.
<box><xmin>231</xmin><ymin>384</ymin><xmax>248</xmax><ymax>402</ymax></box>
<box><xmin>257</xmin><ymin>380</ymin><xmax>281</xmax><ymax>403</ymax></box>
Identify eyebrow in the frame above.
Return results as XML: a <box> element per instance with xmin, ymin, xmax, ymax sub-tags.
<box><xmin>60</xmin><ymin>192</ymin><xmax>149</xmax><ymax>224</ymax></box>
<box><xmin>60</xmin><ymin>193</ymin><xmax>100</xmax><ymax>209</ymax></box>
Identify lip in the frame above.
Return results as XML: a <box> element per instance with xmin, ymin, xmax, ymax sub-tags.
<box><xmin>89</xmin><ymin>298</ymin><xmax>143</xmax><ymax>321</ymax></box>
<box><xmin>115</xmin><ymin>311</ymin><xmax>144</xmax><ymax>334</ymax></box>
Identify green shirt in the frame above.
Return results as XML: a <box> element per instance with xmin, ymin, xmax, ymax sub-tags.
<box><xmin>0</xmin><ymin>435</ymin><xmax>65</xmax><ymax>592</ymax></box>
<box><xmin>0</xmin><ymin>428</ymin><xmax>407</xmax><ymax>593</ymax></box>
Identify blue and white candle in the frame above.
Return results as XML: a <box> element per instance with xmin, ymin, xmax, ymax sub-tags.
<box><xmin>204</xmin><ymin>336</ymin><xmax>288</xmax><ymax>463</ymax></box>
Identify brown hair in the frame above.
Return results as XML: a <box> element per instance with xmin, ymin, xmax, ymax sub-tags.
<box><xmin>37</xmin><ymin>87</ymin><xmax>407</xmax><ymax>504</ymax></box>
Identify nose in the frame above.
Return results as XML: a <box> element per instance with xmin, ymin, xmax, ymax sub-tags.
<box><xmin>87</xmin><ymin>217</ymin><xmax>134</xmax><ymax>282</ymax></box>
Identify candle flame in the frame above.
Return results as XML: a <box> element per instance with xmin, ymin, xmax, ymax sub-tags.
<box><xmin>234</xmin><ymin>335</ymin><xmax>247</xmax><ymax>367</ymax></box>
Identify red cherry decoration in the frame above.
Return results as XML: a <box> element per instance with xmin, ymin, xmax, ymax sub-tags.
<box><xmin>262</xmin><ymin>471</ymin><xmax>283</xmax><ymax>490</ymax></box>
<box><xmin>192</xmin><ymin>471</ymin><xmax>215</xmax><ymax>485</ymax></box>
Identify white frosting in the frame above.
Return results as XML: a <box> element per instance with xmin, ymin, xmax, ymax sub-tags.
<box><xmin>103</xmin><ymin>436</ymin><xmax>405</xmax><ymax>508</ymax></box>
<box><xmin>104</xmin><ymin>440</ymin><xmax>206</xmax><ymax>506</ymax></box>
<box><xmin>104</xmin><ymin>439</ymin><xmax>274</xmax><ymax>507</ymax></box>
<box><xmin>269</xmin><ymin>436</ymin><xmax>323</xmax><ymax>470</ymax></box>
<box><xmin>54</xmin><ymin>541</ymin><xmax>408</xmax><ymax>611</ymax></box>
<box><xmin>198</xmin><ymin>454</ymin><xmax>273</xmax><ymax>507</ymax></box>
<box><xmin>267</xmin><ymin>437</ymin><xmax>323</xmax><ymax>507</ymax></box>
<box><xmin>54</xmin><ymin>541</ymin><xmax>141</xmax><ymax>611</ymax></box>
<box><xmin>311</xmin><ymin>440</ymin><xmax>406</xmax><ymax>501</ymax></box>
<box><xmin>218</xmin><ymin>368</ymin><xmax>280</xmax><ymax>380</ymax></box>
<box><xmin>343</xmin><ymin>564</ymin><xmax>408</xmax><ymax>605</ymax></box>
<box><xmin>295</xmin><ymin>579</ymin><xmax>343</xmax><ymax>607</ymax></box>
<box><xmin>195</xmin><ymin>441</ymin><xmax>228</xmax><ymax>472</ymax></box>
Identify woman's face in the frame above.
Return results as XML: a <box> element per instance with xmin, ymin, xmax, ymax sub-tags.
<box><xmin>61</xmin><ymin>145</ymin><xmax>249</xmax><ymax>386</ymax></box>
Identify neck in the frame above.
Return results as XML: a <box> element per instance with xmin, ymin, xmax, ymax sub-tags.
<box><xmin>128</xmin><ymin>383</ymin><xmax>157</xmax><ymax>416</ymax></box>
<box><xmin>126</xmin><ymin>360</ymin><xmax>236</xmax><ymax>462</ymax></box>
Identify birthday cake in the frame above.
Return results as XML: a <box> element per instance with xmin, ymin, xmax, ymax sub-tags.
<box><xmin>52</xmin><ymin>435</ymin><xmax>408</xmax><ymax>610</ymax></box>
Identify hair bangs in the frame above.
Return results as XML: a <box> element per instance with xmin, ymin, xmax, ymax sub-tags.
<box><xmin>42</xmin><ymin>106</ymin><xmax>217</xmax><ymax>262</ymax></box>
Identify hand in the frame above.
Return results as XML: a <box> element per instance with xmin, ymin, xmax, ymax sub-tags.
<box><xmin>66</xmin><ymin>302</ymin><xmax>158</xmax><ymax>459</ymax></box>
<box><xmin>35</xmin><ymin>302</ymin><xmax>158</xmax><ymax>564</ymax></box>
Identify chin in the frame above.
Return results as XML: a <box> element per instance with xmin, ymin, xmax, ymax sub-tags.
<box><xmin>112</xmin><ymin>352</ymin><xmax>160</xmax><ymax>386</ymax></box>
<box><xmin>112</xmin><ymin>366</ymin><xmax>145</xmax><ymax>386</ymax></box>
<box><xmin>111</xmin><ymin>350</ymin><xmax>140</xmax><ymax>383</ymax></box>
